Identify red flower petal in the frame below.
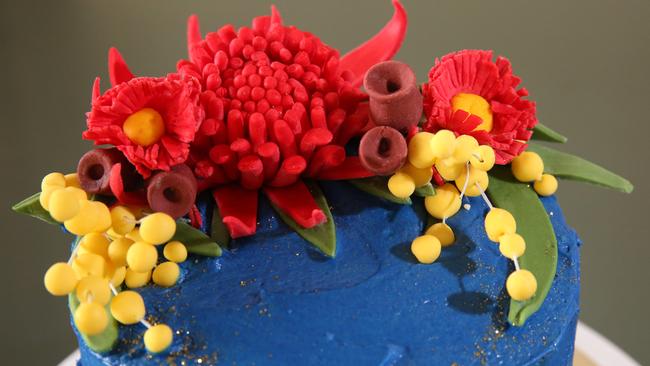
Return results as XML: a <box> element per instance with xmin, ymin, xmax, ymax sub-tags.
<box><xmin>315</xmin><ymin>156</ymin><xmax>374</xmax><ymax>180</ymax></box>
<box><xmin>264</xmin><ymin>181</ymin><xmax>326</xmax><ymax>229</ymax></box>
<box><xmin>212</xmin><ymin>185</ymin><xmax>258</xmax><ymax>238</ymax></box>
<box><xmin>108</xmin><ymin>48</ymin><xmax>134</xmax><ymax>86</ymax></box>
<box><xmin>109</xmin><ymin>163</ymin><xmax>147</xmax><ymax>205</ymax></box>
<box><xmin>339</xmin><ymin>0</ymin><xmax>407</xmax><ymax>88</ymax></box>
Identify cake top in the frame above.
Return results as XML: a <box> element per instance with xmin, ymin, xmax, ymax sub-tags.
<box><xmin>12</xmin><ymin>0</ymin><xmax>632</xmax><ymax>355</ymax></box>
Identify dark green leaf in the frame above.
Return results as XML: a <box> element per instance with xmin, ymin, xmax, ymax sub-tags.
<box><xmin>531</xmin><ymin>123</ymin><xmax>568</xmax><ymax>143</ymax></box>
<box><xmin>349</xmin><ymin>176</ymin><xmax>412</xmax><ymax>205</ymax></box>
<box><xmin>528</xmin><ymin>144</ymin><xmax>633</xmax><ymax>193</ymax></box>
<box><xmin>270</xmin><ymin>181</ymin><xmax>337</xmax><ymax>257</ymax></box>
<box><xmin>487</xmin><ymin>167</ymin><xmax>558</xmax><ymax>326</ymax></box>
<box><xmin>172</xmin><ymin>222</ymin><xmax>223</xmax><ymax>257</ymax></box>
<box><xmin>414</xmin><ymin>183</ymin><xmax>435</xmax><ymax>197</ymax></box>
<box><xmin>11</xmin><ymin>193</ymin><xmax>59</xmax><ymax>225</ymax></box>
<box><xmin>68</xmin><ymin>292</ymin><xmax>119</xmax><ymax>353</ymax></box>
<box><xmin>210</xmin><ymin>205</ymin><xmax>231</xmax><ymax>249</ymax></box>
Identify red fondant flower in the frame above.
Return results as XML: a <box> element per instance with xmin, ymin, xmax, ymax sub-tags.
<box><xmin>84</xmin><ymin>50</ymin><xmax>204</xmax><ymax>177</ymax></box>
<box><xmin>422</xmin><ymin>50</ymin><xmax>538</xmax><ymax>164</ymax></box>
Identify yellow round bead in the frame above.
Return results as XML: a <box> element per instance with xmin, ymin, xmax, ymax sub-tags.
<box><xmin>65</xmin><ymin>186</ymin><xmax>88</xmax><ymax>201</ymax></box>
<box><xmin>499</xmin><ymin>233</ymin><xmax>526</xmax><ymax>260</ymax></box>
<box><xmin>110</xmin><ymin>290</ymin><xmax>146</xmax><ymax>325</ymax></box>
<box><xmin>387</xmin><ymin>172</ymin><xmax>415</xmax><ymax>198</ymax></box>
<box><xmin>399</xmin><ymin>162</ymin><xmax>432</xmax><ymax>188</ymax></box>
<box><xmin>127</xmin><ymin>242</ymin><xmax>158</xmax><ymax>273</ymax></box>
<box><xmin>410</xmin><ymin>235</ymin><xmax>442</xmax><ymax>264</ymax></box>
<box><xmin>80</xmin><ymin>233</ymin><xmax>110</xmax><ymax>259</ymax></box>
<box><xmin>76</xmin><ymin>276</ymin><xmax>111</xmax><ymax>305</ymax></box>
<box><xmin>407</xmin><ymin>132</ymin><xmax>436</xmax><ymax>169</ymax></box>
<box><xmin>424</xmin><ymin>183</ymin><xmax>461</xmax><ymax>219</ymax></box>
<box><xmin>163</xmin><ymin>241</ymin><xmax>188</xmax><ymax>263</ymax></box>
<box><xmin>511</xmin><ymin>151</ymin><xmax>544</xmax><ymax>182</ymax></box>
<box><xmin>144</xmin><ymin>324</ymin><xmax>173</xmax><ymax>353</ymax></box>
<box><xmin>126</xmin><ymin>227</ymin><xmax>144</xmax><ymax>242</ymax></box>
<box><xmin>108</xmin><ymin>266</ymin><xmax>127</xmax><ymax>287</ymax></box>
<box><xmin>41</xmin><ymin>172</ymin><xmax>66</xmax><ymax>191</ymax></box>
<box><xmin>469</xmin><ymin>145</ymin><xmax>496</xmax><ymax>172</ymax></box>
<box><xmin>108</xmin><ymin>237</ymin><xmax>134</xmax><ymax>267</ymax></box>
<box><xmin>91</xmin><ymin>201</ymin><xmax>113</xmax><ymax>233</ymax></box>
<box><xmin>152</xmin><ymin>262</ymin><xmax>180</xmax><ymax>287</ymax></box>
<box><xmin>430</xmin><ymin>130</ymin><xmax>456</xmax><ymax>159</ymax></box>
<box><xmin>455</xmin><ymin>165</ymin><xmax>489</xmax><ymax>197</ymax></box>
<box><xmin>534</xmin><ymin>174</ymin><xmax>558</xmax><ymax>196</ymax></box>
<box><xmin>506</xmin><ymin>269</ymin><xmax>537</xmax><ymax>301</ymax></box>
<box><xmin>64</xmin><ymin>173</ymin><xmax>81</xmax><ymax>188</ymax></box>
<box><xmin>139</xmin><ymin>213</ymin><xmax>176</xmax><ymax>245</ymax></box>
<box><xmin>39</xmin><ymin>185</ymin><xmax>64</xmax><ymax>211</ymax></box>
<box><xmin>450</xmin><ymin>93</ymin><xmax>493</xmax><ymax>132</ymax></box>
<box><xmin>64</xmin><ymin>201</ymin><xmax>107</xmax><ymax>236</ymax></box>
<box><xmin>44</xmin><ymin>262</ymin><xmax>78</xmax><ymax>296</ymax></box>
<box><xmin>110</xmin><ymin>206</ymin><xmax>136</xmax><ymax>235</ymax></box>
<box><xmin>123</xmin><ymin>108</ymin><xmax>166</xmax><ymax>147</ymax></box>
<box><xmin>74</xmin><ymin>302</ymin><xmax>109</xmax><ymax>336</ymax></box>
<box><xmin>452</xmin><ymin>135</ymin><xmax>479</xmax><ymax>164</ymax></box>
<box><xmin>125</xmin><ymin>268</ymin><xmax>152</xmax><ymax>288</ymax></box>
<box><xmin>425</xmin><ymin>223</ymin><xmax>455</xmax><ymax>247</ymax></box>
<box><xmin>484</xmin><ymin>208</ymin><xmax>517</xmax><ymax>242</ymax></box>
<box><xmin>435</xmin><ymin>159</ymin><xmax>465</xmax><ymax>181</ymax></box>
<box><xmin>72</xmin><ymin>253</ymin><xmax>106</xmax><ymax>278</ymax></box>
<box><xmin>48</xmin><ymin>188</ymin><xmax>82</xmax><ymax>222</ymax></box>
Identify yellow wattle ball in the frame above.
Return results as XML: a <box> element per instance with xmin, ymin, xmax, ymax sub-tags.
<box><xmin>163</xmin><ymin>241</ymin><xmax>188</xmax><ymax>263</ymax></box>
<box><xmin>399</xmin><ymin>162</ymin><xmax>433</xmax><ymax>188</ymax></box>
<box><xmin>424</xmin><ymin>183</ymin><xmax>461</xmax><ymax>219</ymax></box>
<box><xmin>48</xmin><ymin>188</ymin><xmax>82</xmax><ymax>222</ymax></box>
<box><xmin>44</xmin><ymin>262</ymin><xmax>78</xmax><ymax>296</ymax></box>
<box><xmin>74</xmin><ymin>302</ymin><xmax>109</xmax><ymax>335</ymax></box>
<box><xmin>76</xmin><ymin>276</ymin><xmax>112</xmax><ymax>305</ymax></box>
<box><xmin>470</xmin><ymin>145</ymin><xmax>496</xmax><ymax>172</ymax></box>
<box><xmin>108</xmin><ymin>237</ymin><xmax>134</xmax><ymax>267</ymax></box>
<box><xmin>506</xmin><ymin>269</ymin><xmax>537</xmax><ymax>301</ymax></box>
<box><xmin>126</xmin><ymin>242</ymin><xmax>158</xmax><ymax>273</ymax></box>
<box><xmin>450</xmin><ymin>93</ymin><xmax>493</xmax><ymax>132</ymax></box>
<box><xmin>108</xmin><ymin>266</ymin><xmax>127</xmax><ymax>287</ymax></box>
<box><xmin>110</xmin><ymin>206</ymin><xmax>136</xmax><ymax>235</ymax></box>
<box><xmin>152</xmin><ymin>262</ymin><xmax>180</xmax><ymax>287</ymax></box>
<box><xmin>455</xmin><ymin>165</ymin><xmax>489</xmax><ymax>197</ymax></box>
<box><xmin>144</xmin><ymin>324</ymin><xmax>174</xmax><ymax>353</ymax></box>
<box><xmin>110</xmin><ymin>290</ymin><xmax>146</xmax><ymax>325</ymax></box>
<box><xmin>484</xmin><ymin>208</ymin><xmax>517</xmax><ymax>242</ymax></box>
<box><xmin>39</xmin><ymin>185</ymin><xmax>64</xmax><ymax>211</ymax></box>
<box><xmin>430</xmin><ymin>130</ymin><xmax>456</xmax><ymax>159</ymax></box>
<box><xmin>499</xmin><ymin>233</ymin><xmax>526</xmax><ymax>259</ymax></box>
<box><xmin>407</xmin><ymin>132</ymin><xmax>436</xmax><ymax>169</ymax></box>
<box><xmin>125</xmin><ymin>268</ymin><xmax>152</xmax><ymax>288</ymax></box>
<box><xmin>511</xmin><ymin>151</ymin><xmax>544</xmax><ymax>182</ymax></box>
<box><xmin>435</xmin><ymin>159</ymin><xmax>464</xmax><ymax>181</ymax></box>
<box><xmin>388</xmin><ymin>172</ymin><xmax>416</xmax><ymax>199</ymax></box>
<box><xmin>451</xmin><ymin>134</ymin><xmax>479</xmax><ymax>164</ymax></box>
<box><xmin>122</xmin><ymin>108</ymin><xmax>165</xmax><ymax>147</ymax></box>
<box><xmin>139</xmin><ymin>213</ymin><xmax>177</xmax><ymax>245</ymax></box>
<box><xmin>72</xmin><ymin>253</ymin><xmax>106</xmax><ymax>278</ymax></box>
<box><xmin>126</xmin><ymin>227</ymin><xmax>144</xmax><ymax>242</ymax></box>
<box><xmin>41</xmin><ymin>172</ymin><xmax>66</xmax><ymax>191</ymax></box>
<box><xmin>534</xmin><ymin>174</ymin><xmax>558</xmax><ymax>196</ymax></box>
<box><xmin>64</xmin><ymin>173</ymin><xmax>81</xmax><ymax>188</ymax></box>
<box><xmin>79</xmin><ymin>233</ymin><xmax>111</xmax><ymax>259</ymax></box>
<box><xmin>410</xmin><ymin>235</ymin><xmax>442</xmax><ymax>264</ymax></box>
<box><xmin>64</xmin><ymin>200</ymin><xmax>110</xmax><ymax>236</ymax></box>
<box><xmin>425</xmin><ymin>223</ymin><xmax>455</xmax><ymax>247</ymax></box>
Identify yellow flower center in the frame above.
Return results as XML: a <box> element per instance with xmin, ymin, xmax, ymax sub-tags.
<box><xmin>122</xmin><ymin>108</ymin><xmax>165</xmax><ymax>146</ymax></box>
<box><xmin>450</xmin><ymin>93</ymin><xmax>493</xmax><ymax>132</ymax></box>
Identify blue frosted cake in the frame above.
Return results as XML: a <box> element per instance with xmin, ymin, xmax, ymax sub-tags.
<box><xmin>12</xmin><ymin>1</ymin><xmax>632</xmax><ymax>365</ymax></box>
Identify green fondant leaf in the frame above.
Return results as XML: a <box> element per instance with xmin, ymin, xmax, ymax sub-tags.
<box><xmin>68</xmin><ymin>292</ymin><xmax>119</xmax><ymax>353</ymax></box>
<box><xmin>487</xmin><ymin>168</ymin><xmax>558</xmax><ymax>326</ymax></box>
<box><xmin>349</xmin><ymin>176</ymin><xmax>412</xmax><ymax>205</ymax></box>
<box><xmin>531</xmin><ymin>123</ymin><xmax>568</xmax><ymax>143</ymax></box>
<box><xmin>11</xmin><ymin>193</ymin><xmax>59</xmax><ymax>225</ymax></box>
<box><xmin>414</xmin><ymin>183</ymin><xmax>435</xmax><ymax>197</ymax></box>
<box><xmin>172</xmin><ymin>221</ymin><xmax>223</xmax><ymax>257</ymax></box>
<box><xmin>270</xmin><ymin>181</ymin><xmax>336</xmax><ymax>257</ymax></box>
<box><xmin>527</xmin><ymin>144</ymin><xmax>633</xmax><ymax>193</ymax></box>
<box><xmin>210</xmin><ymin>205</ymin><xmax>231</xmax><ymax>249</ymax></box>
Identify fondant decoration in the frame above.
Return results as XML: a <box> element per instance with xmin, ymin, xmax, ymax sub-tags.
<box><xmin>108</xmin><ymin>163</ymin><xmax>147</xmax><ymax>205</ymax></box>
<box><xmin>77</xmin><ymin>148</ymin><xmax>124</xmax><ymax>195</ymax></box>
<box><xmin>488</xmin><ymin>168</ymin><xmax>558</xmax><ymax>326</ymax></box>
<box><xmin>410</xmin><ymin>235</ymin><xmax>442</xmax><ymax>264</ymax></box>
<box><xmin>44</xmin><ymin>262</ymin><xmax>78</xmax><ymax>296</ymax></box>
<box><xmin>350</xmin><ymin>176</ymin><xmax>412</xmax><ymax>204</ymax></box>
<box><xmin>108</xmin><ymin>47</ymin><xmax>134</xmax><ymax>86</ymax></box>
<box><xmin>424</xmin><ymin>222</ymin><xmax>455</xmax><ymax>247</ymax></box>
<box><xmin>12</xmin><ymin>192</ymin><xmax>58</xmax><ymax>225</ymax></box>
<box><xmin>364</xmin><ymin>61</ymin><xmax>423</xmax><ymax>131</ymax></box>
<box><xmin>511</xmin><ymin>151</ymin><xmax>544</xmax><ymax>182</ymax></box>
<box><xmin>152</xmin><ymin>261</ymin><xmax>180</xmax><ymax>287</ymax></box>
<box><xmin>264</xmin><ymin>181</ymin><xmax>327</xmax><ymax>229</ymax></box>
<box><xmin>413</xmin><ymin>182</ymin><xmax>435</xmax><ymax>197</ymax></box>
<box><xmin>359</xmin><ymin>126</ymin><xmax>408</xmax><ymax>175</ymax></box>
<box><xmin>163</xmin><ymin>241</ymin><xmax>188</xmax><ymax>263</ymax></box>
<box><xmin>534</xmin><ymin>174</ymin><xmax>559</xmax><ymax>196</ymax></box>
<box><xmin>68</xmin><ymin>292</ymin><xmax>119</xmax><ymax>353</ymax></box>
<box><xmin>212</xmin><ymin>185</ymin><xmax>258</xmax><ymax>238</ymax></box>
<box><xmin>387</xmin><ymin>171</ymin><xmax>416</xmax><ymax>198</ymax></box>
<box><xmin>146</xmin><ymin>164</ymin><xmax>198</xmax><ymax>218</ymax></box>
<box><xmin>210</xmin><ymin>205</ymin><xmax>231</xmax><ymax>248</ymax></box>
<box><xmin>270</xmin><ymin>181</ymin><xmax>336</xmax><ymax>257</ymax></box>
<box><xmin>532</xmin><ymin>123</ymin><xmax>568</xmax><ymax>143</ymax></box>
<box><xmin>527</xmin><ymin>143</ymin><xmax>633</xmax><ymax>193</ymax></box>
<box><xmin>423</xmin><ymin>50</ymin><xmax>538</xmax><ymax>164</ymax></box>
<box><xmin>110</xmin><ymin>290</ymin><xmax>145</xmax><ymax>325</ymax></box>
<box><xmin>171</xmin><ymin>221</ymin><xmax>223</xmax><ymax>257</ymax></box>
<box><xmin>143</xmin><ymin>324</ymin><xmax>174</xmax><ymax>353</ymax></box>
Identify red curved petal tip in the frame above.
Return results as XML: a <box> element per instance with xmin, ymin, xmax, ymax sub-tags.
<box><xmin>264</xmin><ymin>181</ymin><xmax>327</xmax><ymax>229</ymax></box>
<box><xmin>187</xmin><ymin>14</ymin><xmax>202</xmax><ymax>58</ymax></box>
<box><xmin>108</xmin><ymin>47</ymin><xmax>134</xmax><ymax>86</ymax></box>
<box><xmin>222</xmin><ymin>216</ymin><xmax>256</xmax><ymax>238</ymax></box>
<box><xmin>212</xmin><ymin>185</ymin><xmax>258</xmax><ymax>238</ymax></box>
<box><xmin>270</xmin><ymin>5</ymin><xmax>283</xmax><ymax>25</ymax></box>
<box><xmin>339</xmin><ymin>0</ymin><xmax>407</xmax><ymax>88</ymax></box>
<box><xmin>315</xmin><ymin>157</ymin><xmax>375</xmax><ymax>181</ymax></box>
<box><xmin>91</xmin><ymin>77</ymin><xmax>101</xmax><ymax>104</ymax></box>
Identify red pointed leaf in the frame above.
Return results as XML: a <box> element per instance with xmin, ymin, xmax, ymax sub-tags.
<box><xmin>315</xmin><ymin>156</ymin><xmax>375</xmax><ymax>180</ymax></box>
<box><xmin>108</xmin><ymin>48</ymin><xmax>134</xmax><ymax>86</ymax></box>
<box><xmin>187</xmin><ymin>15</ymin><xmax>202</xmax><ymax>60</ymax></box>
<box><xmin>91</xmin><ymin>77</ymin><xmax>101</xmax><ymax>104</ymax></box>
<box><xmin>212</xmin><ymin>185</ymin><xmax>258</xmax><ymax>238</ymax></box>
<box><xmin>264</xmin><ymin>181</ymin><xmax>326</xmax><ymax>229</ymax></box>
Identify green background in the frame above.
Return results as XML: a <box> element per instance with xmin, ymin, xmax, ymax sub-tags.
<box><xmin>1</xmin><ymin>0</ymin><xmax>648</xmax><ymax>364</ymax></box>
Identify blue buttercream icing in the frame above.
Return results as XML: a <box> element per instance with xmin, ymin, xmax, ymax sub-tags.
<box><xmin>76</xmin><ymin>181</ymin><xmax>580</xmax><ymax>365</ymax></box>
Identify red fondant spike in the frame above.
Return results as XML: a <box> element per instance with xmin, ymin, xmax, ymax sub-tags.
<box><xmin>339</xmin><ymin>0</ymin><xmax>407</xmax><ymax>88</ymax></box>
<box><xmin>231</xmin><ymin>138</ymin><xmax>252</xmax><ymax>158</ymax></box>
<box><xmin>335</xmin><ymin>103</ymin><xmax>368</xmax><ymax>145</ymax></box>
<box><xmin>196</xmin><ymin>165</ymin><xmax>228</xmax><ymax>192</ymax></box>
<box><xmin>270</xmin><ymin>5</ymin><xmax>283</xmax><ymax>25</ymax></box>
<box><xmin>272</xmin><ymin>119</ymin><xmax>297</xmax><ymax>157</ymax></box>
<box><xmin>299</xmin><ymin>128</ymin><xmax>333</xmax><ymax>159</ymax></box>
<box><xmin>108</xmin><ymin>48</ymin><xmax>134</xmax><ymax>86</ymax></box>
<box><xmin>264</xmin><ymin>181</ymin><xmax>327</xmax><ymax>229</ymax></box>
<box><xmin>248</xmin><ymin>112</ymin><xmax>267</xmax><ymax>147</ymax></box>
<box><xmin>91</xmin><ymin>77</ymin><xmax>101</xmax><ymax>104</ymax></box>
<box><xmin>209</xmin><ymin>144</ymin><xmax>234</xmax><ymax>165</ymax></box>
<box><xmin>316</xmin><ymin>156</ymin><xmax>374</xmax><ymax>180</ymax></box>
<box><xmin>187</xmin><ymin>15</ymin><xmax>202</xmax><ymax>61</ymax></box>
<box><xmin>227</xmin><ymin>109</ymin><xmax>245</xmax><ymax>143</ymax></box>
<box><xmin>431</xmin><ymin>166</ymin><xmax>446</xmax><ymax>187</ymax></box>
<box><xmin>307</xmin><ymin>145</ymin><xmax>345</xmax><ymax>177</ymax></box>
<box><xmin>189</xmin><ymin>204</ymin><xmax>203</xmax><ymax>229</ymax></box>
<box><xmin>238</xmin><ymin>155</ymin><xmax>264</xmax><ymax>190</ymax></box>
<box><xmin>109</xmin><ymin>163</ymin><xmax>147</xmax><ymax>205</ymax></box>
<box><xmin>268</xmin><ymin>155</ymin><xmax>306</xmax><ymax>187</ymax></box>
<box><xmin>257</xmin><ymin>142</ymin><xmax>281</xmax><ymax>180</ymax></box>
<box><xmin>212</xmin><ymin>185</ymin><xmax>259</xmax><ymax>238</ymax></box>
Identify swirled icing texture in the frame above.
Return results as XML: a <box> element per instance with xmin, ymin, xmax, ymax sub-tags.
<box><xmin>76</xmin><ymin>181</ymin><xmax>580</xmax><ymax>365</ymax></box>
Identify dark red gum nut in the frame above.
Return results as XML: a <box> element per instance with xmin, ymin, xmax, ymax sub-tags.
<box><xmin>147</xmin><ymin>164</ymin><xmax>198</xmax><ymax>219</ymax></box>
<box><xmin>358</xmin><ymin>126</ymin><xmax>407</xmax><ymax>176</ymax></box>
<box><xmin>77</xmin><ymin>148</ymin><xmax>124</xmax><ymax>195</ymax></box>
<box><xmin>363</xmin><ymin>60</ymin><xmax>423</xmax><ymax>131</ymax></box>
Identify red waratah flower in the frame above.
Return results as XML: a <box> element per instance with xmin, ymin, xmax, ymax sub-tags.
<box><xmin>83</xmin><ymin>48</ymin><xmax>204</xmax><ymax>178</ymax></box>
<box><xmin>422</xmin><ymin>50</ymin><xmax>538</xmax><ymax>164</ymax></box>
<box><xmin>174</xmin><ymin>2</ymin><xmax>406</xmax><ymax>238</ymax></box>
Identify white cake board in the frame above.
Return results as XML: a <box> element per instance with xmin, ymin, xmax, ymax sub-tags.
<box><xmin>58</xmin><ymin>321</ymin><xmax>639</xmax><ymax>366</ymax></box>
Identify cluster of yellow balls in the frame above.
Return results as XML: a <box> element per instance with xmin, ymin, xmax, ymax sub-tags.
<box><xmin>40</xmin><ymin>172</ymin><xmax>190</xmax><ymax>353</ymax></box>
<box><xmin>511</xmin><ymin>151</ymin><xmax>558</xmax><ymax>196</ymax></box>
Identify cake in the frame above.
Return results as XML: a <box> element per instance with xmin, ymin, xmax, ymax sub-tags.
<box><xmin>12</xmin><ymin>1</ymin><xmax>633</xmax><ymax>365</ymax></box>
